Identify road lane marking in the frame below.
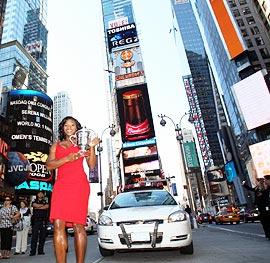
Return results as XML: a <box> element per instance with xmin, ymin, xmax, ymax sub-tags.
<box><xmin>208</xmin><ymin>225</ymin><xmax>265</xmax><ymax>238</ymax></box>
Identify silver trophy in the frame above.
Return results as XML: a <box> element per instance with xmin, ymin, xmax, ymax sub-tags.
<box><xmin>69</xmin><ymin>127</ymin><xmax>96</xmax><ymax>154</ymax></box>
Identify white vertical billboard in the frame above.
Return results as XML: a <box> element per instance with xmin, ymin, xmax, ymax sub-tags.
<box><xmin>232</xmin><ymin>70</ymin><xmax>270</xmax><ymax>130</ymax></box>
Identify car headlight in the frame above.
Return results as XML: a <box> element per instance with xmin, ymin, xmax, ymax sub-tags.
<box><xmin>168</xmin><ymin>210</ymin><xmax>187</xmax><ymax>223</ymax></box>
<box><xmin>98</xmin><ymin>215</ymin><xmax>113</xmax><ymax>226</ymax></box>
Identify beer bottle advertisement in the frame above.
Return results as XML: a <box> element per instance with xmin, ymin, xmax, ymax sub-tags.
<box><xmin>116</xmin><ymin>84</ymin><xmax>155</xmax><ymax>143</ymax></box>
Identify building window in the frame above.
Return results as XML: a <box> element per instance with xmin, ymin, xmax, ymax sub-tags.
<box><xmin>241</xmin><ymin>29</ymin><xmax>248</xmax><ymax>37</ymax></box>
<box><xmin>255</xmin><ymin>36</ymin><xmax>265</xmax><ymax>46</ymax></box>
<box><xmin>260</xmin><ymin>48</ymin><xmax>270</xmax><ymax>59</ymax></box>
<box><xmin>228</xmin><ymin>0</ymin><xmax>237</xmax><ymax>8</ymax></box>
<box><xmin>239</xmin><ymin>0</ymin><xmax>247</xmax><ymax>4</ymax></box>
<box><xmin>237</xmin><ymin>18</ymin><xmax>245</xmax><ymax>27</ymax></box>
<box><xmin>245</xmin><ymin>39</ymin><xmax>253</xmax><ymax>48</ymax></box>
<box><xmin>246</xmin><ymin>16</ymin><xmax>255</xmax><ymax>25</ymax></box>
<box><xmin>249</xmin><ymin>50</ymin><xmax>259</xmax><ymax>61</ymax></box>
<box><xmin>233</xmin><ymin>9</ymin><xmax>241</xmax><ymax>17</ymax></box>
<box><xmin>242</xmin><ymin>7</ymin><xmax>251</xmax><ymax>15</ymax></box>
<box><xmin>250</xmin><ymin>26</ymin><xmax>260</xmax><ymax>35</ymax></box>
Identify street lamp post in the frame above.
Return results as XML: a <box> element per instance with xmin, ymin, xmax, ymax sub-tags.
<box><xmin>158</xmin><ymin>112</ymin><xmax>195</xmax><ymax>210</ymax></box>
<box><xmin>96</xmin><ymin>124</ymin><xmax>116</xmax><ymax>211</ymax></box>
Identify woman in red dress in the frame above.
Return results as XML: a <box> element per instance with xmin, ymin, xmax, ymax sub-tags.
<box><xmin>46</xmin><ymin>116</ymin><xmax>100</xmax><ymax>263</ymax></box>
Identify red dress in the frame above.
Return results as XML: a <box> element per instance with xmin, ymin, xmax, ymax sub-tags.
<box><xmin>50</xmin><ymin>143</ymin><xmax>90</xmax><ymax>226</ymax></box>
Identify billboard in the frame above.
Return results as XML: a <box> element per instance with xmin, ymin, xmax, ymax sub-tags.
<box><xmin>122</xmin><ymin>143</ymin><xmax>161</xmax><ymax>185</ymax></box>
<box><xmin>183</xmin><ymin>141</ymin><xmax>200</xmax><ymax>169</ymax></box>
<box><xmin>209</xmin><ymin>0</ymin><xmax>246</xmax><ymax>59</ymax></box>
<box><xmin>207</xmin><ymin>168</ymin><xmax>229</xmax><ymax>197</ymax></box>
<box><xmin>106</xmin><ymin>23</ymin><xmax>139</xmax><ymax>52</ymax></box>
<box><xmin>249</xmin><ymin>139</ymin><xmax>270</xmax><ymax>178</ymax></box>
<box><xmin>224</xmin><ymin>161</ymin><xmax>237</xmax><ymax>183</ymax></box>
<box><xmin>232</xmin><ymin>70</ymin><xmax>270</xmax><ymax>130</ymax></box>
<box><xmin>108</xmin><ymin>17</ymin><xmax>129</xmax><ymax>29</ymax></box>
<box><xmin>116</xmin><ymin>84</ymin><xmax>155</xmax><ymax>143</ymax></box>
<box><xmin>6</xmin><ymin>90</ymin><xmax>53</xmax><ymax>193</ymax></box>
<box><xmin>113</xmin><ymin>46</ymin><xmax>145</xmax><ymax>88</ymax></box>
<box><xmin>89</xmin><ymin>155</ymin><xmax>99</xmax><ymax>183</ymax></box>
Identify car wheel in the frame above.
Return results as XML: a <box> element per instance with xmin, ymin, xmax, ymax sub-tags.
<box><xmin>180</xmin><ymin>242</ymin><xmax>194</xmax><ymax>255</ymax></box>
<box><xmin>99</xmin><ymin>245</ymin><xmax>114</xmax><ymax>257</ymax></box>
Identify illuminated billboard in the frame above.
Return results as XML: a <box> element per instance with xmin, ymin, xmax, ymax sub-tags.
<box><xmin>249</xmin><ymin>139</ymin><xmax>270</xmax><ymax>178</ymax></box>
<box><xmin>6</xmin><ymin>90</ymin><xmax>53</xmax><ymax>193</ymax></box>
<box><xmin>207</xmin><ymin>168</ymin><xmax>229</xmax><ymax>197</ymax></box>
<box><xmin>232</xmin><ymin>70</ymin><xmax>270</xmax><ymax>130</ymax></box>
<box><xmin>113</xmin><ymin>46</ymin><xmax>145</xmax><ymax>88</ymax></box>
<box><xmin>210</xmin><ymin>0</ymin><xmax>246</xmax><ymax>59</ymax></box>
<box><xmin>116</xmin><ymin>84</ymin><xmax>155</xmax><ymax>143</ymax></box>
<box><xmin>106</xmin><ymin>23</ymin><xmax>139</xmax><ymax>52</ymax></box>
<box><xmin>108</xmin><ymin>17</ymin><xmax>129</xmax><ymax>29</ymax></box>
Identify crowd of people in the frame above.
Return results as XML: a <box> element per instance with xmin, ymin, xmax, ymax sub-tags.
<box><xmin>0</xmin><ymin>191</ymin><xmax>49</xmax><ymax>259</ymax></box>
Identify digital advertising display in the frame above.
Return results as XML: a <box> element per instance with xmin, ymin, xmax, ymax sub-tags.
<box><xmin>106</xmin><ymin>23</ymin><xmax>139</xmax><ymax>52</ymax></box>
<box><xmin>183</xmin><ymin>141</ymin><xmax>200</xmax><ymax>169</ymax></box>
<box><xmin>122</xmin><ymin>143</ymin><xmax>161</xmax><ymax>185</ymax></box>
<box><xmin>6</xmin><ymin>90</ymin><xmax>53</xmax><ymax>193</ymax></box>
<box><xmin>113</xmin><ymin>46</ymin><xmax>145</xmax><ymax>88</ymax></box>
<box><xmin>116</xmin><ymin>84</ymin><xmax>155</xmax><ymax>143</ymax></box>
<box><xmin>207</xmin><ymin>168</ymin><xmax>229</xmax><ymax>197</ymax></box>
<box><xmin>249</xmin><ymin>139</ymin><xmax>270</xmax><ymax>178</ymax></box>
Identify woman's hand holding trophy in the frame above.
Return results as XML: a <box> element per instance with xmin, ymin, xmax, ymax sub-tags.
<box><xmin>69</xmin><ymin>127</ymin><xmax>101</xmax><ymax>157</ymax></box>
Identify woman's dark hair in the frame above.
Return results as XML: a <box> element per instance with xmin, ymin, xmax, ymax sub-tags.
<box><xmin>20</xmin><ymin>200</ymin><xmax>28</xmax><ymax>207</ymax></box>
<box><xmin>58</xmin><ymin>116</ymin><xmax>82</xmax><ymax>141</ymax></box>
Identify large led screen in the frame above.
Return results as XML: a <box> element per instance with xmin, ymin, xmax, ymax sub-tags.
<box><xmin>122</xmin><ymin>143</ymin><xmax>161</xmax><ymax>185</ymax></box>
<box><xmin>233</xmin><ymin>70</ymin><xmax>270</xmax><ymax>130</ymax></box>
<box><xmin>6</xmin><ymin>90</ymin><xmax>53</xmax><ymax>193</ymax></box>
<box><xmin>249</xmin><ymin>139</ymin><xmax>270</xmax><ymax>178</ymax></box>
<box><xmin>116</xmin><ymin>84</ymin><xmax>155</xmax><ymax>143</ymax></box>
<box><xmin>207</xmin><ymin>168</ymin><xmax>229</xmax><ymax>197</ymax></box>
<box><xmin>113</xmin><ymin>46</ymin><xmax>145</xmax><ymax>88</ymax></box>
<box><xmin>210</xmin><ymin>0</ymin><xmax>246</xmax><ymax>59</ymax></box>
<box><xmin>106</xmin><ymin>23</ymin><xmax>139</xmax><ymax>52</ymax></box>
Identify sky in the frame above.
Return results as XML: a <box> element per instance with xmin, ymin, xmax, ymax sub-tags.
<box><xmin>47</xmin><ymin>0</ymin><xmax>194</xmax><ymax>211</ymax></box>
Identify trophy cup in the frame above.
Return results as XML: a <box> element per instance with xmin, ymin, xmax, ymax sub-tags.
<box><xmin>69</xmin><ymin>127</ymin><xmax>96</xmax><ymax>155</ymax></box>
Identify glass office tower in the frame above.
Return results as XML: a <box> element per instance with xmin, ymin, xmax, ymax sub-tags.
<box><xmin>0</xmin><ymin>0</ymin><xmax>7</xmax><ymax>44</ymax></box>
<box><xmin>0</xmin><ymin>0</ymin><xmax>48</xmax><ymax>93</ymax></box>
<box><xmin>171</xmin><ymin>0</ymin><xmax>225</xmax><ymax>169</ymax></box>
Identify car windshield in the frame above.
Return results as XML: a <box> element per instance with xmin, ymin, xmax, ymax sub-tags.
<box><xmin>110</xmin><ymin>190</ymin><xmax>177</xmax><ymax>209</ymax></box>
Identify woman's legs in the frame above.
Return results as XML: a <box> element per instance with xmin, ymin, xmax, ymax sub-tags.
<box><xmin>54</xmin><ymin>219</ymin><xmax>68</xmax><ymax>263</ymax></box>
<box><xmin>73</xmin><ymin>224</ymin><xmax>87</xmax><ymax>263</ymax></box>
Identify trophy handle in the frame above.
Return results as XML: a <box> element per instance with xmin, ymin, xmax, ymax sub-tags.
<box><xmin>69</xmin><ymin>134</ymin><xmax>77</xmax><ymax>145</ymax></box>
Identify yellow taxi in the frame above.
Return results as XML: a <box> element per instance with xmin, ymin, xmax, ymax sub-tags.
<box><xmin>215</xmin><ymin>211</ymin><xmax>240</xmax><ymax>224</ymax></box>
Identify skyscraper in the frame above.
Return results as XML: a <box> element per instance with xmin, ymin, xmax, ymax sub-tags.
<box><xmin>227</xmin><ymin>0</ymin><xmax>270</xmax><ymax>73</ymax></box>
<box><xmin>171</xmin><ymin>0</ymin><xmax>226</xmax><ymax>169</ymax></box>
<box><xmin>0</xmin><ymin>0</ymin><xmax>7</xmax><ymax>44</ymax></box>
<box><xmin>53</xmin><ymin>91</ymin><xmax>73</xmax><ymax>141</ymax></box>
<box><xmin>0</xmin><ymin>0</ymin><xmax>48</xmax><ymax>94</ymax></box>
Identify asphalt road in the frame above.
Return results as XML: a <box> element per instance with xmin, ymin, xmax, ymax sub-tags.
<box><xmin>1</xmin><ymin>222</ymin><xmax>269</xmax><ymax>262</ymax></box>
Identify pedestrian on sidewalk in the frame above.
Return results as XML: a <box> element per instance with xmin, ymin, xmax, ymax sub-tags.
<box><xmin>29</xmin><ymin>191</ymin><xmax>49</xmax><ymax>256</ymax></box>
<box><xmin>242</xmin><ymin>177</ymin><xmax>270</xmax><ymax>239</ymax></box>
<box><xmin>46</xmin><ymin>116</ymin><xmax>100</xmax><ymax>263</ymax></box>
<box><xmin>0</xmin><ymin>196</ymin><xmax>20</xmax><ymax>259</ymax></box>
<box><xmin>262</xmin><ymin>175</ymin><xmax>270</xmax><ymax>240</ymax></box>
<box><xmin>14</xmin><ymin>200</ymin><xmax>31</xmax><ymax>255</ymax></box>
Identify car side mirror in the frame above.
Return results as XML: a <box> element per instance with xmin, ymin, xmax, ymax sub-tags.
<box><xmin>103</xmin><ymin>205</ymin><xmax>109</xmax><ymax>211</ymax></box>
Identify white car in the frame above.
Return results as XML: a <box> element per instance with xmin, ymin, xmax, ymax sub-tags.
<box><xmin>98</xmin><ymin>189</ymin><xmax>193</xmax><ymax>256</ymax></box>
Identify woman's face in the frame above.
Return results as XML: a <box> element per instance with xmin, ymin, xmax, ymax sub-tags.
<box><xmin>63</xmin><ymin>119</ymin><xmax>77</xmax><ymax>137</ymax></box>
<box><xmin>20</xmin><ymin>201</ymin><xmax>26</xmax><ymax>208</ymax></box>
